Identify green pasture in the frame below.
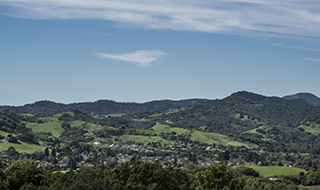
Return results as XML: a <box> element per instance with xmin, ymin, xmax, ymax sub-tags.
<box><xmin>0</xmin><ymin>141</ymin><xmax>44</xmax><ymax>153</ymax></box>
<box><xmin>53</xmin><ymin>112</ymin><xmax>74</xmax><ymax>117</ymax></box>
<box><xmin>151</xmin><ymin>124</ymin><xmax>171</xmax><ymax>131</ymax></box>
<box><xmin>244</xmin><ymin>125</ymin><xmax>266</xmax><ymax>134</ymax></box>
<box><xmin>0</xmin><ymin>131</ymin><xmax>9</xmax><ymax>136</ymax></box>
<box><xmin>191</xmin><ymin>131</ymin><xmax>250</xmax><ymax>147</ymax></box>
<box><xmin>39</xmin><ymin>117</ymin><xmax>59</xmax><ymax>122</ymax></box>
<box><xmin>145</xmin><ymin>124</ymin><xmax>251</xmax><ymax>147</ymax></box>
<box><xmin>120</xmin><ymin>135</ymin><xmax>172</xmax><ymax>145</ymax></box>
<box><xmin>68</xmin><ymin>120</ymin><xmax>86</xmax><ymax>127</ymax></box>
<box><xmin>300</xmin><ymin>124</ymin><xmax>320</xmax><ymax>133</ymax></box>
<box><xmin>26</xmin><ymin>121</ymin><xmax>64</xmax><ymax>138</ymax></box>
<box><xmin>165</xmin><ymin>108</ymin><xmax>181</xmax><ymax>114</ymax></box>
<box><xmin>234</xmin><ymin>165</ymin><xmax>307</xmax><ymax>178</ymax></box>
<box><xmin>150</xmin><ymin>126</ymin><xmax>189</xmax><ymax>135</ymax></box>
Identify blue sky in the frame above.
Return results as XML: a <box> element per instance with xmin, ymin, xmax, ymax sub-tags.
<box><xmin>1</xmin><ymin>0</ymin><xmax>320</xmax><ymax>105</ymax></box>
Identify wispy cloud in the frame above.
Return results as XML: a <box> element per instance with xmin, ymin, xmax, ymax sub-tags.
<box><xmin>303</xmin><ymin>57</ymin><xmax>320</xmax><ymax>62</ymax></box>
<box><xmin>98</xmin><ymin>50</ymin><xmax>166</xmax><ymax>67</ymax></box>
<box><xmin>1</xmin><ymin>0</ymin><xmax>320</xmax><ymax>38</ymax></box>
<box><xmin>272</xmin><ymin>43</ymin><xmax>320</xmax><ymax>52</ymax></box>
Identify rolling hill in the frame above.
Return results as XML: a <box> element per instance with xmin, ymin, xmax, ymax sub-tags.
<box><xmin>0</xmin><ymin>98</ymin><xmax>208</xmax><ymax>116</ymax></box>
<box><xmin>283</xmin><ymin>92</ymin><xmax>320</xmax><ymax>106</ymax></box>
<box><xmin>1</xmin><ymin>91</ymin><xmax>320</xmax><ymax>153</ymax></box>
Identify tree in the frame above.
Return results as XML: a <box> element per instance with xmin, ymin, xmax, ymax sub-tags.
<box><xmin>191</xmin><ymin>153</ymin><xmax>197</xmax><ymax>164</ymax></box>
<box><xmin>51</xmin><ymin>148</ymin><xmax>56</xmax><ymax>157</ymax></box>
<box><xmin>0</xmin><ymin>159</ymin><xmax>7</xmax><ymax>190</ymax></box>
<box><xmin>218</xmin><ymin>150</ymin><xmax>230</xmax><ymax>161</ymax></box>
<box><xmin>234</xmin><ymin>166</ymin><xmax>259</xmax><ymax>177</ymax></box>
<box><xmin>196</xmin><ymin>162</ymin><xmax>233</xmax><ymax>190</ymax></box>
<box><xmin>44</xmin><ymin>147</ymin><xmax>49</xmax><ymax>157</ymax></box>
<box><xmin>8</xmin><ymin>136</ymin><xmax>18</xmax><ymax>143</ymax></box>
<box><xmin>68</xmin><ymin>157</ymin><xmax>77</xmax><ymax>170</ymax></box>
<box><xmin>4</xmin><ymin>159</ymin><xmax>44</xmax><ymax>190</ymax></box>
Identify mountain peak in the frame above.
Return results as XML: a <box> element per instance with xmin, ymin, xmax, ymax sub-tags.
<box><xmin>283</xmin><ymin>93</ymin><xmax>320</xmax><ymax>106</ymax></box>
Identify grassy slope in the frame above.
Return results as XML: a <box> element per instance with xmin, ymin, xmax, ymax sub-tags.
<box><xmin>234</xmin><ymin>165</ymin><xmax>307</xmax><ymax>178</ymax></box>
<box><xmin>120</xmin><ymin>135</ymin><xmax>173</xmax><ymax>145</ymax></box>
<box><xmin>0</xmin><ymin>140</ymin><xmax>44</xmax><ymax>153</ymax></box>
<box><xmin>0</xmin><ymin>131</ymin><xmax>9</xmax><ymax>136</ymax></box>
<box><xmin>191</xmin><ymin>130</ymin><xmax>250</xmax><ymax>147</ymax></box>
<box><xmin>53</xmin><ymin>112</ymin><xmax>74</xmax><ymax>117</ymax></box>
<box><xmin>25</xmin><ymin>120</ymin><xmax>63</xmax><ymax>138</ymax></box>
<box><xmin>2</xmin><ymin>113</ymin><xmax>256</xmax><ymax>153</ymax></box>
<box><xmin>299</xmin><ymin>124</ymin><xmax>320</xmax><ymax>133</ymax></box>
<box><xmin>143</xmin><ymin>124</ymin><xmax>252</xmax><ymax>147</ymax></box>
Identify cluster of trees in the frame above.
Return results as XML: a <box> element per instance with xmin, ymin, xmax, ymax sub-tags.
<box><xmin>0</xmin><ymin>159</ymin><xmax>304</xmax><ymax>190</ymax></box>
<box><xmin>0</xmin><ymin>110</ymin><xmax>38</xmax><ymax>144</ymax></box>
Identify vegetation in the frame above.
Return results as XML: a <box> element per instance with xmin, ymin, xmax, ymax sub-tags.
<box><xmin>0</xmin><ymin>99</ymin><xmax>207</xmax><ymax>116</ymax></box>
<box><xmin>234</xmin><ymin>165</ymin><xmax>307</xmax><ymax>178</ymax></box>
<box><xmin>1</xmin><ymin>91</ymin><xmax>320</xmax><ymax>189</ymax></box>
<box><xmin>0</xmin><ymin>160</ymin><xmax>304</xmax><ymax>190</ymax></box>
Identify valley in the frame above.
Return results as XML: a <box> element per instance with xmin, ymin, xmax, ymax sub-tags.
<box><xmin>1</xmin><ymin>91</ymin><xmax>320</xmax><ymax>189</ymax></box>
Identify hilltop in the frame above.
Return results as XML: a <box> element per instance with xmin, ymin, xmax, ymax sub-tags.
<box><xmin>0</xmin><ymin>98</ymin><xmax>208</xmax><ymax>116</ymax></box>
<box><xmin>283</xmin><ymin>92</ymin><xmax>320</xmax><ymax>106</ymax></box>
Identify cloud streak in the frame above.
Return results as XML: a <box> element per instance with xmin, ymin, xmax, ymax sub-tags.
<box><xmin>1</xmin><ymin>0</ymin><xmax>320</xmax><ymax>38</ymax></box>
<box><xmin>303</xmin><ymin>57</ymin><xmax>320</xmax><ymax>62</ymax></box>
<box><xmin>98</xmin><ymin>50</ymin><xmax>166</xmax><ymax>67</ymax></box>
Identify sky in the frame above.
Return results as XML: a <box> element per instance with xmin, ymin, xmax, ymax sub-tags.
<box><xmin>0</xmin><ymin>0</ymin><xmax>320</xmax><ymax>106</ymax></box>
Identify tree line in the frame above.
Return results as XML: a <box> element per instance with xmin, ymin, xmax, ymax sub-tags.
<box><xmin>0</xmin><ymin>159</ymin><xmax>308</xmax><ymax>190</ymax></box>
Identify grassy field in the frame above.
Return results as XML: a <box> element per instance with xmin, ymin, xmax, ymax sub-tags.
<box><xmin>144</xmin><ymin>124</ymin><xmax>253</xmax><ymax>147</ymax></box>
<box><xmin>234</xmin><ymin>165</ymin><xmax>307</xmax><ymax>178</ymax></box>
<box><xmin>3</xmin><ymin>112</ymin><xmax>257</xmax><ymax>153</ymax></box>
<box><xmin>120</xmin><ymin>135</ymin><xmax>172</xmax><ymax>144</ymax></box>
<box><xmin>191</xmin><ymin>130</ymin><xmax>251</xmax><ymax>147</ymax></box>
<box><xmin>39</xmin><ymin>117</ymin><xmax>60</xmax><ymax>122</ymax></box>
<box><xmin>26</xmin><ymin>121</ymin><xmax>64</xmax><ymax>138</ymax></box>
<box><xmin>53</xmin><ymin>112</ymin><xmax>74</xmax><ymax>117</ymax></box>
<box><xmin>244</xmin><ymin>126</ymin><xmax>266</xmax><ymax>134</ymax></box>
<box><xmin>299</xmin><ymin>124</ymin><xmax>320</xmax><ymax>133</ymax></box>
<box><xmin>0</xmin><ymin>141</ymin><xmax>44</xmax><ymax>153</ymax></box>
<box><xmin>0</xmin><ymin>130</ymin><xmax>9</xmax><ymax>136</ymax></box>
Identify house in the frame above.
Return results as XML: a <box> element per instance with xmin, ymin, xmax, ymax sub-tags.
<box><xmin>93</xmin><ymin>141</ymin><xmax>102</xmax><ymax>145</ymax></box>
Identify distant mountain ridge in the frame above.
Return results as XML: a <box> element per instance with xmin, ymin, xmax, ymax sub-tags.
<box><xmin>1</xmin><ymin>91</ymin><xmax>319</xmax><ymax>116</ymax></box>
<box><xmin>283</xmin><ymin>93</ymin><xmax>320</xmax><ymax>106</ymax></box>
<box><xmin>230</xmin><ymin>91</ymin><xmax>312</xmax><ymax>106</ymax></box>
<box><xmin>0</xmin><ymin>99</ymin><xmax>208</xmax><ymax>116</ymax></box>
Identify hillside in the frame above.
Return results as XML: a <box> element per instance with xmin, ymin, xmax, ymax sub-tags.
<box><xmin>0</xmin><ymin>98</ymin><xmax>208</xmax><ymax>116</ymax></box>
<box><xmin>2</xmin><ymin>91</ymin><xmax>320</xmax><ymax>189</ymax></box>
<box><xmin>283</xmin><ymin>92</ymin><xmax>320</xmax><ymax>106</ymax></box>
<box><xmin>1</xmin><ymin>91</ymin><xmax>320</xmax><ymax>151</ymax></box>
<box><xmin>120</xmin><ymin>91</ymin><xmax>320</xmax><ymax>151</ymax></box>
<box><xmin>126</xmin><ymin>91</ymin><xmax>320</xmax><ymax>129</ymax></box>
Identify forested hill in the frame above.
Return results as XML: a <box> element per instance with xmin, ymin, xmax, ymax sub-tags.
<box><xmin>0</xmin><ymin>98</ymin><xmax>208</xmax><ymax>116</ymax></box>
<box><xmin>143</xmin><ymin>91</ymin><xmax>320</xmax><ymax>131</ymax></box>
<box><xmin>283</xmin><ymin>92</ymin><xmax>320</xmax><ymax>106</ymax></box>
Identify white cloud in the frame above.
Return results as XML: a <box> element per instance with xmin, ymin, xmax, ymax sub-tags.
<box><xmin>1</xmin><ymin>0</ymin><xmax>320</xmax><ymax>38</ymax></box>
<box><xmin>303</xmin><ymin>57</ymin><xmax>320</xmax><ymax>62</ymax></box>
<box><xmin>98</xmin><ymin>50</ymin><xmax>166</xmax><ymax>67</ymax></box>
